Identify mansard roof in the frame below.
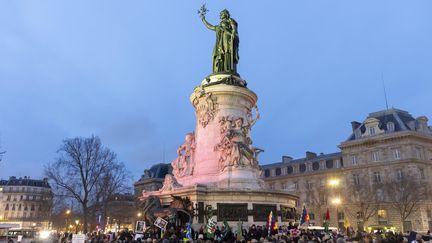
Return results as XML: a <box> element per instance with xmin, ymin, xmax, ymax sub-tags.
<box><xmin>136</xmin><ymin>162</ymin><xmax>172</xmax><ymax>182</ymax></box>
<box><xmin>262</xmin><ymin>152</ymin><xmax>342</xmax><ymax>169</ymax></box>
<box><xmin>346</xmin><ymin>108</ymin><xmax>431</xmax><ymax>141</ymax></box>
<box><xmin>0</xmin><ymin>176</ymin><xmax>50</xmax><ymax>188</ymax></box>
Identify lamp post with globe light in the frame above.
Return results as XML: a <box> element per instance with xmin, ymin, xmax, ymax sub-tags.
<box><xmin>328</xmin><ymin>178</ymin><xmax>342</xmax><ymax>228</ymax></box>
<box><xmin>65</xmin><ymin>209</ymin><xmax>71</xmax><ymax>232</ymax></box>
<box><xmin>75</xmin><ymin>220</ymin><xmax>79</xmax><ymax>234</ymax></box>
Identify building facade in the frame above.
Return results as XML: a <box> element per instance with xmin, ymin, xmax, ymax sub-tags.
<box><xmin>262</xmin><ymin>108</ymin><xmax>432</xmax><ymax>232</ymax></box>
<box><xmin>0</xmin><ymin>176</ymin><xmax>53</xmax><ymax>231</ymax></box>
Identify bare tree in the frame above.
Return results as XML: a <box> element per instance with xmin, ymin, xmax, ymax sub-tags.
<box><xmin>344</xmin><ymin>183</ymin><xmax>380</xmax><ymax>231</ymax></box>
<box><xmin>45</xmin><ymin>136</ymin><xmax>117</xmax><ymax>233</ymax></box>
<box><xmin>384</xmin><ymin>175</ymin><xmax>426</xmax><ymax>232</ymax></box>
<box><xmin>305</xmin><ymin>187</ymin><xmax>328</xmax><ymax>226</ymax></box>
<box><xmin>93</xmin><ymin>162</ymin><xmax>131</xmax><ymax>230</ymax></box>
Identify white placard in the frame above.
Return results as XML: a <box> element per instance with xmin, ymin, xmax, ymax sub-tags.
<box><xmin>134</xmin><ymin>234</ymin><xmax>144</xmax><ymax>240</ymax></box>
<box><xmin>72</xmin><ymin>234</ymin><xmax>86</xmax><ymax>243</ymax></box>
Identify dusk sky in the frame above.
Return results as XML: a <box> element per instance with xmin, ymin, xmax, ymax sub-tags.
<box><xmin>1</xmin><ymin>1</ymin><xmax>431</xmax><ymax>181</ymax></box>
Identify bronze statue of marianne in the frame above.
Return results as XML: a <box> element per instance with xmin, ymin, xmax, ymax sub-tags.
<box><xmin>199</xmin><ymin>6</ymin><xmax>239</xmax><ymax>75</ymax></box>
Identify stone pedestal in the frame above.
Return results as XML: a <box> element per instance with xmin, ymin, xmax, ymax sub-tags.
<box><xmin>173</xmin><ymin>74</ymin><xmax>263</xmax><ymax>189</ymax></box>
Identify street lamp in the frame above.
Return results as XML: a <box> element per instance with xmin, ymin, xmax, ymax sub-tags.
<box><xmin>65</xmin><ymin>209</ymin><xmax>71</xmax><ymax>232</ymax></box>
<box><xmin>137</xmin><ymin>212</ymin><xmax>142</xmax><ymax>217</ymax></box>
<box><xmin>328</xmin><ymin>179</ymin><xmax>340</xmax><ymax>187</ymax></box>
<box><xmin>75</xmin><ymin>220</ymin><xmax>80</xmax><ymax>234</ymax></box>
<box><xmin>332</xmin><ymin>198</ymin><xmax>341</xmax><ymax>229</ymax></box>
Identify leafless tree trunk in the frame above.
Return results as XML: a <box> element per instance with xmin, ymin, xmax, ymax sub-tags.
<box><xmin>306</xmin><ymin>187</ymin><xmax>328</xmax><ymax>226</ymax></box>
<box><xmin>384</xmin><ymin>176</ymin><xmax>425</xmax><ymax>232</ymax></box>
<box><xmin>45</xmin><ymin>136</ymin><xmax>117</xmax><ymax>233</ymax></box>
<box><xmin>94</xmin><ymin>162</ymin><xmax>131</xmax><ymax>230</ymax></box>
<box><xmin>344</xmin><ymin>183</ymin><xmax>380</xmax><ymax>231</ymax></box>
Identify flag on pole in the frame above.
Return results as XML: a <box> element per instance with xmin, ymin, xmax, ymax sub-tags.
<box><xmin>324</xmin><ymin>208</ymin><xmax>330</xmax><ymax>232</ymax></box>
<box><xmin>206</xmin><ymin>217</ymin><xmax>216</xmax><ymax>239</ymax></box>
<box><xmin>236</xmin><ymin>221</ymin><xmax>244</xmax><ymax>241</ymax></box>
<box><xmin>267</xmin><ymin>211</ymin><xmax>275</xmax><ymax>239</ymax></box>
<box><xmin>300</xmin><ymin>205</ymin><xmax>310</xmax><ymax>225</ymax></box>
<box><xmin>186</xmin><ymin>222</ymin><xmax>192</xmax><ymax>240</ymax></box>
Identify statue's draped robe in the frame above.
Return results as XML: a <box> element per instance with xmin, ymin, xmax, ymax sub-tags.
<box><xmin>204</xmin><ymin>18</ymin><xmax>239</xmax><ymax>74</ymax></box>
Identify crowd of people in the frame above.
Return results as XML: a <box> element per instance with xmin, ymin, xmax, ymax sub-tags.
<box><xmin>49</xmin><ymin>223</ymin><xmax>432</xmax><ymax>243</ymax></box>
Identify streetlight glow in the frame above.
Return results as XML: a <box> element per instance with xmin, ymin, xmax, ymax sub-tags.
<box><xmin>75</xmin><ymin>220</ymin><xmax>79</xmax><ymax>225</ymax></box>
<box><xmin>331</xmin><ymin>198</ymin><xmax>342</xmax><ymax>205</ymax></box>
<box><xmin>66</xmin><ymin>209</ymin><xmax>71</xmax><ymax>215</ymax></box>
<box><xmin>328</xmin><ymin>179</ymin><xmax>340</xmax><ymax>187</ymax></box>
<box><xmin>137</xmin><ymin>212</ymin><xmax>142</xmax><ymax>217</ymax></box>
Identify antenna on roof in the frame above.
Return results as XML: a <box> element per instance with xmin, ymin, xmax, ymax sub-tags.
<box><xmin>381</xmin><ymin>72</ymin><xmax>389</xmax><ymax>110</ymax></box>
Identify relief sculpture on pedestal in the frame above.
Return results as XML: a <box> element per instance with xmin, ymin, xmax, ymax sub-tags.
<box><xmin>172</xmin><ymin>132</ymin><xmax>195</xmax><ymax>177</ymax></box>
<box><xmin>192</xmin><ymin>89</ymin><xmax>218</xmax><ymax>128</ymax></box>
<box><xmin>215</xmin><ymin>106</ymin><xmax>263</xmax><ymax>171</ymax></box>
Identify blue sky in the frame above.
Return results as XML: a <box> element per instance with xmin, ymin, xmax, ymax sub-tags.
<box><xmin>1</xmin><ymin>1</ymin><xmax>431</xmax><ymax>181</ymax></box>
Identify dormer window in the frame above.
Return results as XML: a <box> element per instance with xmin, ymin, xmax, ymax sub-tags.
<box><xmin>387</xmin><ymin>122</ymin><xmax>395</xmax><ymax>132</ymax></box>
<box><xmin>354</xmin><ymin>130</ymin><xmax>361</xmax><ymax>139</ymax></box>
<box><xmin>369</xmin><ymin>127</ymin><xmax>375</xmax><ymax>135</ymax></box>
<box><xmin>363</xmin><ymin>118</ymin><xmax>384</xmax><ymax>137</ymax></box>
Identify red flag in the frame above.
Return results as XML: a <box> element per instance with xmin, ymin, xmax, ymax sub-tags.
<box><xmin>325</xmin><ymin>208</ymin><xmax>330</xmax><ymax>220</ymax></box>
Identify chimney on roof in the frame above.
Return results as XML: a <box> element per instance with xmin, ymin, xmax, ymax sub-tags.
<box><xmin>351</xmin><ymin>121</ymin><xmax>361</xmax><ymax>131</ymax></box>
<box><xmin>282</xmin><ymin>156</ymin><xmax>293</xmax><ymax>163</ymax></box>
<box><xmin>306</xmin><ymin>151</ymin><xmax>317</xmax><ymax>160</ymax></box>
<box><xmin>416</xmin><ymin>116</ymin><xmax>430</xmax><ymax>133</ymax></box>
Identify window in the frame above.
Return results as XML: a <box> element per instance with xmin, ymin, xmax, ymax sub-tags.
<box><xmin>374</xmin><ymin>172</ymin><xmax>382</xmax><ymax>183</ymax></box>
<box><xmin>326</xmin><ymin>160</ymin><xmax>334</xmax><ymax>169</ymax></box>
<box><xmin>372</xmin><ymin>151</ymin><xmax>379</xmax><ymax>162</ymax></box>
<box><xmin>387</xmin><ymin>122</ymin><xmax>395</xmax><ymax>132</ymax></box>
<box><xmin>396</xmin><ymin>169</ymin><xmax>404</xmax><ymax>181</ymax></box>
<box><xmin>306</xmin><ymin>181</ymin><xmax>313</xmax><ymax>190</ymax></box>
<box><xmin>319</xmin><ymin>179</ymin><xmax>325</xmax><ymax>187</ymax></box>
<box><xmin>12</xmin><ymin>204</ymin><xmax>15</xmax><ymax>211</ymax></box>
<box><xmin>294</xmin><ymin>181</ymin><xmax>298</xmax><ymax>190</ymax></box>
<box><xmin>287</xmin><ymin>166</ymin><xmax>293</xmax><ymax>174</ymax></box>
<box><xmin>427</xmin><ymin>209</ymin><xmax>432</xmax><ymax>218</ymax></box>
<box><xmin>312</xmin><ymin>161</ymin><xmax>320</xmax><ymax>171</ymax></box>
<box><xmin>309</xmin><ymin>213</ymin><xmax>315</xmax><ymax>220</ymax></box>
<box><xmin>5</xmin><ymin>204</ymin><xmax>9</xmax><ymax>210</ymax></box>
<box><xmin>353</xmin><ymin>174</ymin><xmax>360</xmax><ymax>185</ymax></box>
<box><xmin>6</xmin><ymin>195</ymin><xmax>10</xmax><ymax>201</ymax></box>
<box><xmin>299</xmin><ymin>164</ymin><xmax>306</xmax><ymax>173</ymax></box>
<box><xmin>369</xmin><ymin>127</ymin><xmax>376</xmax><ymax>135</ymax></box>
<box><xmin>338</xmin><ymin>212</ymin><xmax>345</xmax><ymax>221</ymax></box>
<box><xmin>393</xmin><ymin>149</ymin><xmax>401</xmax><ymax>159</ymax></box>
<box><xmin>378</xmin><ymin>209</ymin><xmax>387</xmax><ymax>224</ymax></box>
<box><xmin>352</xmin><ymin>155</ymin><xmax>358</xmax><ymax>165</ymax></box>
<box><xmin>275</xmin><ymin>168</ymin><xmax>281</xmax><ymax>176</ymax></box>
<box><xmin>419</xmin><ymin>168</ymin><xmax>425</xmax><ymax>179</ymax></box>
<box><xmin>264</xmin><ymin>170</ymin><xmax>270</xmax><ymax>177</ymax></box>
<box><xmin>18</xmin><ymin>204</ymin><xmax>21</xmax><ymax>211</ymax></box>
<box><xmin>31</xmin><ymin>204</ymin><xmax>35</xmax><ymax>211</ymax></box>
<box><xmin>416</xmin><ymin>148</ymin><xmax>423</xmax><ymax>159</ymax></box>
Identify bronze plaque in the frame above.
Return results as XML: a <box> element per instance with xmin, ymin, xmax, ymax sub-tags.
<box><xmin>252</xmin><ymin>204</ymin><xmax>277</xmax><ymax>221</ymax></box>
<box><xmin>217</xmin><ymin>203</ymin><xmax>248</xmax><ymax>221</ymax></box>
<box><xmin>280</xmin><ymin>205</ymin><xmax>296</xmax><ymax>221</ymax></box>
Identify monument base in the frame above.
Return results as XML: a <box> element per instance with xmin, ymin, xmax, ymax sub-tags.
<box><xmin>141</xmin><ymin>184</ymin><xmax>297</xmax><ymax>229</ymax></box>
